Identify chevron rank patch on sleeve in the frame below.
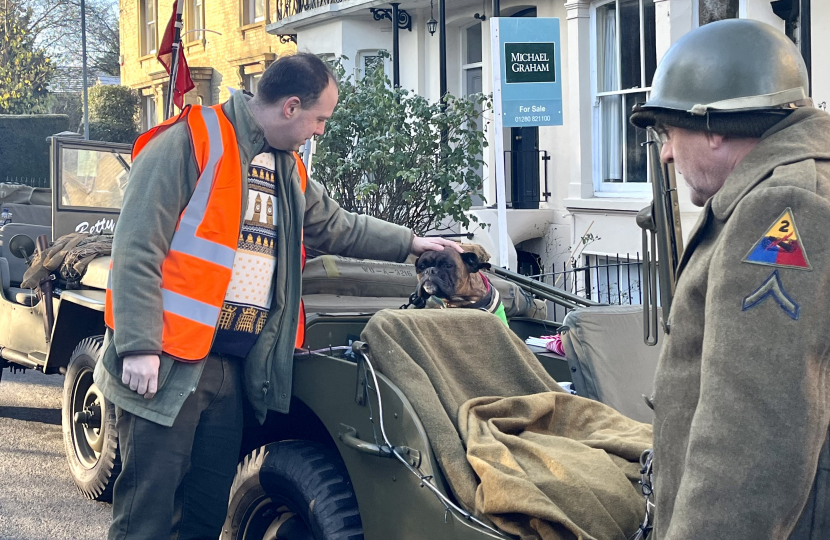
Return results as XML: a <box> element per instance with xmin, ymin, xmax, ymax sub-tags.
<box><xmin>743</xmin><ymin>208</ymin><xmax>811</xmax><ymax>270</ymax></box>
<box><xmin>741</xmin><ymin>270</ymin><xmax>800</xmax><ymax>320</ymax></box>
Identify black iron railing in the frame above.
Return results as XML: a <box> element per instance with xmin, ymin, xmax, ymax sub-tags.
<box><xmin>528</xmin><ymin>253</ymin><xmax>649</xmax><ymax>322</ymax></box>
<box><xmin>276</xmin><ymin>0</ymin><xmax>345</xmax><ymax>21</ymax></box>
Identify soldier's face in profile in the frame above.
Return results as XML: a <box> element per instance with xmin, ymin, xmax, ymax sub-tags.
<box><xmin>658</xmin><ymin>125</ymin><xmax>728</xmax><ymax>207</ymax></box>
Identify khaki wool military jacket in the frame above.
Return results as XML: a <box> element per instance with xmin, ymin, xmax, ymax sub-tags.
<box><xmin>94</xmin><ymin>91</ymin><xmax>414</xmax><ymax>427</ymax></box>
<box><xmin>653</xmin><ymin>107</ymin><xmax>830</xmax><ymax>540</ymax></box>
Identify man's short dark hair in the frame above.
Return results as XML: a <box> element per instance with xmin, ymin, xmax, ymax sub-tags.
<box><xmin>256</xmin><ymin>53</ymin><xmax>336</xmax><ymax>108</ymax></box>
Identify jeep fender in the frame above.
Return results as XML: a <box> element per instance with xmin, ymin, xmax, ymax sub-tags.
<box><xmin>46</xmin><ymin>290</ymin><xmax>106</xmax><ymax>374</ymax></box>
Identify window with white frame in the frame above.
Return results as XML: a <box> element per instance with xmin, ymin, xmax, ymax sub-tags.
<box><xmin>243</xmin><ymin>72</ymin><xmax>262</xmax><ymax>94</ymax></box>
<box><xmin>243</xmin><ymin>0</ymin><xmax>264</xmax><ymax>25</ymax></box>
<box><xmin>462</xmin><ymin>22</ymin><xmax>485</xmax><ymax>206</ymax></box>
<box><xmin>140</xmin><ymin>0</ymin><xmax>157</xmax><ymax>56</ymax></box>
<box><xmin>592</xmin><ymin>0</ymin><xmax>656</xmax><ymax>193</ymax></box>
<box><xmin>140</xmin><ymin>94</ymin><xmax>157</xmax><ymax>132</ymax></box>
<box><xmin>187</xmin><ymin>0</ymin><xmax>204</xmax><ymax>41</ymax></box>
<box><xmin>462</xmin><ymin>23</ymin><xmax>483</xmax><ymax>96</ymax></box>
<box><xmin>356</xmin><ymin>50</ymin><xmax>388</xmax><ymax>80</ymax></box>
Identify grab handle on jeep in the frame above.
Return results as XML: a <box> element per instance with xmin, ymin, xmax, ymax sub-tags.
<box><xmin>339</xmin><ymin>424</ymin><xmax>393</xmax><ymax>458</ymax></box>
<box><xmin>339</xmin><ymin>424</ymin><xmax>423</xmax><ymax>467</ymax></box>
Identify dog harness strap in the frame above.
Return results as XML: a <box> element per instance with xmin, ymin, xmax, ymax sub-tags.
<box><xmin>480</xmin><ymin>276</ymin><xmax>508</xmax><ymax>326</ymax></box>
<box><xmin>493</xmin><ymin>304</ymin><xmax>508</xmax><ymax>325</ymax></box>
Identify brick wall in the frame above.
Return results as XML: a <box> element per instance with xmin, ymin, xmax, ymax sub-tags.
<box><xmin>120</xmin><ymin>0</ymin><xmax>296</xmax><ymax>125</ymax></box>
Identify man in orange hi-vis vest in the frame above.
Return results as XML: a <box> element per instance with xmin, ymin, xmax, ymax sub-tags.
<box><xmin>93</xmin><ymin>53</ymin><xmax>462</xmax><ymax>540</ymax></box>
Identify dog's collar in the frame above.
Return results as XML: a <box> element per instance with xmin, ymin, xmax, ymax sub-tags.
<box><xmin>445</xmin><ymin>273</ymin><xmax>501</xmax><ymax>314</ymax></box>
<box><xmin>407</xmin><ymin>272</ymin><xmax>507</xmax><ymax>324</ymax></box>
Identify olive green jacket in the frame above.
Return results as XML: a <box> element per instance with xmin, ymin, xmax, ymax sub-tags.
<box><xmin>653</xmin><ymin>108</ymin><xmax>830</xmax><ymax>539</ymax></box>
<box><xmin>93</xmin><ymin>91</ymin><xmax>414</xmax><ymax>426</ymax></box>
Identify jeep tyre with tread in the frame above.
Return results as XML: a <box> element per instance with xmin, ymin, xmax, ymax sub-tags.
<box><xmin>61</xmin><ymin>336</ymin><xmax>121</xmax><ymax>501</ymax></box>
<box><xmin>223</xmin><ymin>440</ymin><xmax>363</xmax><ymax>540</ymax></box>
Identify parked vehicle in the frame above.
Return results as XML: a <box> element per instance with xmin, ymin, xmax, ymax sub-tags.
<box><xmin>0</xmin><ymin>134</ymin><xmax>130</xmax><ymax>500</ymax></box>
<box><xmin>0</xmin><ymin>133</ymin><xmax>677</xmax><ymax>540</ymax></box>
<box><xmin>217</xmin><ymin>138</ymin><xmax>683</xmax><ymax>540</ymax></box>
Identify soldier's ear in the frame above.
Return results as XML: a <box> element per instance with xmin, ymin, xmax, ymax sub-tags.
<box><xmin>460</xmin><ymin>252</ymin><xmax>488</xmax><ymax>273</ymax></box>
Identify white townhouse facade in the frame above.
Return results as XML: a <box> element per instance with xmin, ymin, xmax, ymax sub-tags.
<box><xmin>268</xmin><ymin>0</ymin><xmax>827</xmax><ymax>287</ymax></box>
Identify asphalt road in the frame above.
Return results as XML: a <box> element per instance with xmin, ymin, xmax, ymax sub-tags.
<box><xmin>0</xmin><ymin>367</ymin><xmax>110</xmax><ymax>540</ymax></box>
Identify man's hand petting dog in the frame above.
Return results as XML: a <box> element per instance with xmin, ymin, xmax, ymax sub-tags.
<box><xmin>414</xmin><ymin>248</ymin><xmax>491</xmax><ymax>307</ymax></box>
<box><xmin>410</xmin><ymin>236</ymin><xmax>465</xmax><ymax>256</ymax></box>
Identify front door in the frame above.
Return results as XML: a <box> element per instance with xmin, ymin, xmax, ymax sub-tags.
<box><xmin>509</xmin><ymin>7</ymin><xmax>540</xmax><ymax>210</ymax></box>
<box><xmin>511</xmin><ymin>127</ymin><xmax>540</xmax><ymax>209</ymax></box>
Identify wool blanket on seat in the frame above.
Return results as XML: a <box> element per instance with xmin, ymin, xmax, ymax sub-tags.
<box><xmin>361</xmin><ymin>309</ymin><xmax>653</xmax><ymax>540</ymax></box>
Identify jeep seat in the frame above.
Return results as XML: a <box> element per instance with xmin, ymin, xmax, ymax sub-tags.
<box><xmin>0</xmin><ymin>223</ymin><xmax>51</xmax><ymax>285</ymax></box>
<box><xmin>0</xmin><ymin>257</ymin><xmax>36</xmax><ymax>306</ymax></box>
<box><xmin>1</xmin><ymin>203</ymin><xmax>51</xmax><ymax>227</ymax></box>
<box><xmin>559</xmin><ymin>305</ymin><xmax>663</xmax><ymax>423</ymax></box>
<box><xmin>0</xmin><ymin>182</ymin><xmax>52</xmax><ymax>227</ymax></box>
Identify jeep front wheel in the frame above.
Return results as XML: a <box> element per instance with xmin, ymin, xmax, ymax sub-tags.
<box><xmin>61</xmin><ymin>336</ymin><xmax>121</xmax><ymax>501</ymax></box>
<box><xmin>223</xmin><ymin>441</ymin><xmax>363</xmax><ymax>540</ymax></box>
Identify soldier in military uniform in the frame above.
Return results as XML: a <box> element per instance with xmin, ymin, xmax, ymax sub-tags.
<box><xmin>630</xmin><ymin>19</ymin><xmax>830</xmax><ymax>539</ymax></box>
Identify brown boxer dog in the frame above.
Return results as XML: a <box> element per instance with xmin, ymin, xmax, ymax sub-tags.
<box><xmin>410</xmin><ymin>244</ymin><xmax>508</xmax><ymax>324</ymax></box>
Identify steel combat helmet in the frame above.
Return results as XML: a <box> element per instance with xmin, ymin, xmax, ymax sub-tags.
<box><xmin>630</xmin><ymin>19</ymin><xmax>811</xmax><ymax>137</ymax></box>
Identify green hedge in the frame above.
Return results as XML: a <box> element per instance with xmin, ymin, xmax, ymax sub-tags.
<box><xmin>83</xmin><ymin>85</ymin><xmax>140</xmax><ymax>144</ymax></box>
<box><xmin>0</xmin><ymin>114</ymin><xmax>70</xmax><ymax>181</ymax></box>
<box><xmin>88</xmin><ymin>121</ymin><xmax>139</xmax><ymax>145</ymax></box>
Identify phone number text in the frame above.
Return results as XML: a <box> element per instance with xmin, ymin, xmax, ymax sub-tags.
<box><xmin>514</xmin><ymin>115</ymin><xmax>551</xmax><ymax>123</ymax></box>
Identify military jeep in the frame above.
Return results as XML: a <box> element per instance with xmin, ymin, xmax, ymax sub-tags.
<box><xmin>1</xmin><ymin>133</ymin><xmax>664</xmax><ymax>540</ymax></box>
<box><xmin>0</xmin><ymin>134</ymin><xmax>131</xmax><ymax>501</ymax></box>
<box><xmin>215</xmin><ymin>140</ymin><xmax>679</xmax><ymax>540</ymax></box>
<box><xmin>213</xmin><ymin>250</ymin><xmax>677</xmax><ymax>540</ymax></box>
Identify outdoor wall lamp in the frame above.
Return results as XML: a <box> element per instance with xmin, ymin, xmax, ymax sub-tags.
<box><xmin>427</xmin><ymin>0</ymin><xmax>438</xmax><ymax>35</ymax></box>
<box><xmin>475</xmin><ymin>0</ymin><xmax>487</xmax><ymax>21</ymax></box>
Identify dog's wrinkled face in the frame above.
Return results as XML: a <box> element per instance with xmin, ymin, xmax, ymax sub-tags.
<box><xmin>415</xmin><ymin>249</ymin><xmax>490</xmax><ymax>302</ymax></box>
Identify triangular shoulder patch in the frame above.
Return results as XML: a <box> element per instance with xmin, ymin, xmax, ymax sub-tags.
<box><xmin>743</xmin><ymin>208</ymin><xmax>811</xmax><ymax>270</ymax></box>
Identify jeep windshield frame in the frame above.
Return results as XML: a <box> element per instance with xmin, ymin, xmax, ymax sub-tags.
<box><xmin>50</xmin><ymin>136</ymin><xmax>132</xmax><ymax>238</ymax></box>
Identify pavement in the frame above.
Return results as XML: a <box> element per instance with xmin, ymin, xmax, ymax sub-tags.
<box><xmin>0</xmin><ymin>367</ymin><xmax>110</xmax><ymax>540</ymax></box>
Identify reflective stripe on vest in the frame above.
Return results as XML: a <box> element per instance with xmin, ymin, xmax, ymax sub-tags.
<box><xmin>168</xmin><ymin>108</ymin><xmax>237</xmax><ymax>269</ymax></box>
<box><xmin>105</xmin><ymin>105</ymin><xmax>310</xmax><ymax>360</ymax></box>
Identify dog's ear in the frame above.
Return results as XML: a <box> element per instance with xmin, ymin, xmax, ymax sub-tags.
<box><xmin>460</xmin><ymin>251</ymin><xmax>488</xmax><ymax>273</ymax></box>
<box><xmin>460</xmin><ymin>243</ymin><xmax>491</xmax><ymax>263</ymax></box>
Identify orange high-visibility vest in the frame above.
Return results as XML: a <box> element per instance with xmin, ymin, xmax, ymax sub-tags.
<box><xmin>294</xmin><ymin>152</ymin><xmax>307</xmax><ymax>350</ymax></box>
<box><xmin>105</xmin><ymin>104</ymin><xmax>307</xmax><ymax>361</ymax></box>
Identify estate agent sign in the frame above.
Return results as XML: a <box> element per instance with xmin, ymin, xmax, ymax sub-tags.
<box><xmin>490</xmin><ymin>17</ymin><xmax>563</xmax><ymax>267</ymax></box>
<box><xmin>494</xmin><ymin>18</ymin><xmax>563</xmax><ymax>128</ymax></box>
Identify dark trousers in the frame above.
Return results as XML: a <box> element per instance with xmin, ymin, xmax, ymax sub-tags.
<box><xmin>108</xmin><ymin>354</ymin><xmax>244</xmax><ymax>540</ymax></box>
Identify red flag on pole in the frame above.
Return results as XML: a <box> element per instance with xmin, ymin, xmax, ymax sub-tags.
<box><xmin>157</xmin><ymin>0</ymin><xmax>194</xmax><ymax>110</ymax></box>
